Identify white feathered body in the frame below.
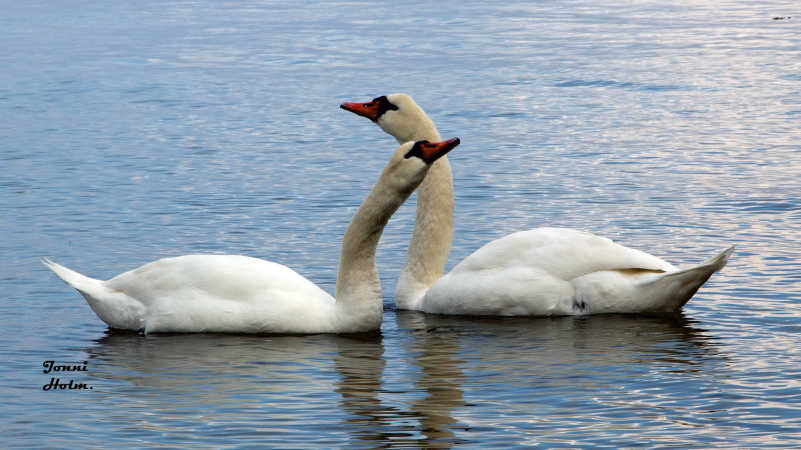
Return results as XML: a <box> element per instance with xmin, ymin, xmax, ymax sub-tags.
<box><xmin>42</xmin><ymin>140</ymin><xmax>456</xmax><ymax>334</ymax></box>
<box><xmin>43</xmin><ymin>255</ymin><xmax>361</xmax><ymax>333</ymax></box>
<box><xmin>343</xmin><ymin>93</ymin><xmax>733</xmax><ymax>316</ymax></box>
<box><xmin>419</xmin><ymin>228</ymin><xmax>732</xmax><ymax>316</ymax></box>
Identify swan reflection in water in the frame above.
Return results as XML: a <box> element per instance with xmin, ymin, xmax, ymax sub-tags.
<box><xmin>83</xmin><ymin>331</ymin><xmax>407</xmax><ymax>446</ymax></box>
<box><xmin>82</xmin><ymin>312</ymin><xmax>718</xmax><ymax>447</ymax></box>
<box><xmin>392</xmin><ymin>311</ymin><xmax>720</xmax><ymax>445</ymax></box>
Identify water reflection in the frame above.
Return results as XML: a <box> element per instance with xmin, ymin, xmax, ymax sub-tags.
<box><xmin>84</xmin><ymin>332</ymin><xmax>399</xmax><ymax>446</ymax></box>
<box><xmin>75</xmin><ymin>313</ymin><xmax>709</xmax><ymax>445</ymax></box>
<box><xmin>395</xmin><ymin>312</ymin><xmax>469</xmax><ymax>447</ymax></box>
<box><xmin>331</xmin><ymin>334</ymin><xmax>417</xmax><ymax>446</ymax></box>
<box><xmin>394</xmin><ymin>311</ymin><xmax>718</xmax><ymax>445</ymax></box>
<box><xmin>81</xmin><ymin>312</ymin><xmax>722</xmax><ymax>447</ymax></box>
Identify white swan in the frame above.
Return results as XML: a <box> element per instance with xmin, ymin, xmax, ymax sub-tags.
<box><xmin>43</xmin><ymin>138</ymin><xmax>461</xmax><ymax>333</ymax></box>
<box><xmin>341</xmin><ymin>94</ymin><xmax>733</xmax><ymax>315</ymax></box>
<box><xmin>341</xmin><ymin>95</ymin><xmax>452</xmax><ymax>308</ymax></box>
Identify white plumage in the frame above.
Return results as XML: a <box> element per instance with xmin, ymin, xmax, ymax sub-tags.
<box><xmin>43</xmin><ymin>139</ymin><xmax>460</xmax><ymax>333</ymax></box>
<box><xmin>342</xmin><ymin>93</ymin><xmax>732</xmax><ymax>316</ymax></box>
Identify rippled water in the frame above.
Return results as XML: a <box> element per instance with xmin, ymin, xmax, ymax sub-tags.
<box><xmin>3</xmin><ymin>0</ymin><xmax>800</xmax><ymax>447</ymax></box>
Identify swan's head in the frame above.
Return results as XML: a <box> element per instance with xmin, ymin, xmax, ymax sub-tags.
<box><xmin>340</xmin><ymin>93</ymin><xmax>438</xmax><ymax>144</ymax></box>
<box><xmin>384</xmin><ymin>138</ymin><xmax>460</xmax><ymax>193</ymax></box>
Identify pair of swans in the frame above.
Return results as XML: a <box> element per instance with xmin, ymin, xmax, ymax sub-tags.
<box><xmin>43</xmin><ymin>139</ymin><xmax>461</xmax><ymax>333</ymax></box>
<box><xmin>340</xmin><ymin>94</ymin><xmax>732</xmax><ymax>316</ymax></box>
<box><xmin>45</xmin><ymin>94</ymin><xmax>732</xmax><ymax>334</ymax></box>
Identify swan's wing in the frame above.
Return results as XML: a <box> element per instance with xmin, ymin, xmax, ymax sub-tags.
<box><xmin>106</xmin><ymin>255</ymin><xmax>336</xmax><ymax>333</ymax></box>
<box><xmin>449</xmin><ymin>227</ymin><xmax>676</xmax><ymax>281</ymax></box>
<box><xmin>422</xmin><ymin>228</ymin><xmax>676</xmax><ymax>316</ymax></box>
<box><xmin>424</xmin><ymin>265</ymin><xmax>576</xmax><ymax>316</ymax></box>
<box><xmin>107</xmin><ymin>255</ymin><xmax>332</xmax><ymax>304</ymax></box>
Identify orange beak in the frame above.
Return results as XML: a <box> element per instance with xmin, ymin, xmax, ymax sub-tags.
<box><xmin>340</xmin><ymin>100</ymin><xmax>382</xmax><ymax>121</ymax></box>
<box><xmin>418</xmin><ymin>138</ymin><xmax>460</xmax><ymax>163</ymax></box>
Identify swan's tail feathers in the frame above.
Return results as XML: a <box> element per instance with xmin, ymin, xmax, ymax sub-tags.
<box><xmin>42</xmin><ymin>258</ymin><xmax>103</xmax><ymax>295</ymax></box>
<box><xmin>639</xmin><ymin>246</ymin><xmax>734</xmax><ymax>312</ymax></box>
<box><xmin>42</xmin><ymin>258</ymin><xmax>143</xmax><ymax>330</ymax></box>
<box><xmin>699</xmin><ymin>245</ymin><xmax>735</xmax><ymax>271</ymax></box>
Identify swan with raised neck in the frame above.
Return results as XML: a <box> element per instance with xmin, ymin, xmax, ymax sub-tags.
<box><xmin>341</xmin><ymin>93</ymin><xmax>733</xmax><ymax>315</ymax></box>
<box><xmin>43</xmin><ymin>138</ymin><xmax>461</xmax><ymax>333</ymax></box>
<box><xmin>341</xmin><ymin>94</ymin><xmax>453</xmax><ymax>309</ymax></box>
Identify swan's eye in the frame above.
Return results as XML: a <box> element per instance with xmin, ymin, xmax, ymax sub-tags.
<box><xmin>376</xmin><ymin>96</ymin><xmax>399</xmax><ymax>112</ymax></box>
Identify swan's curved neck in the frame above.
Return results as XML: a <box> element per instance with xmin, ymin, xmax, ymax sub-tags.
<box><xmin>383</xmin><ymin>114</ymin><xmax>440</xmax><ymax>146</ymax></box>
<box><xmin>388</xmin><ymin>120</ymin><xmax>454</xmax><ymax>310</ymax></box>
<box><xmin>335</xmin><ymin>175</ymin><xmax>412</xmax><ymax>325</ymax></box>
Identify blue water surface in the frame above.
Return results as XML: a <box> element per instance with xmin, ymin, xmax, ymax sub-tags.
<box><xmin>2</xmin><ymin>0</ymin><xmax>801</xmax><ymax>447</ymax></box>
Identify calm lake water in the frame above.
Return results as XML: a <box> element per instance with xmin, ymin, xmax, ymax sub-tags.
<box><xmin>3</xmin><ymin>0</ymin><xmax>801</xmax><ymax>447</ymax></box>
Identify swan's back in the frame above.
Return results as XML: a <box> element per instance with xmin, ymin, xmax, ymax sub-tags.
<box><xmin>449</xmin><ymin>228</ymin><xmax>675</xmax><ymax>279</ymax></box>
<box><xmin>421</xmin><ymin>228</ymin><xmax>731</xmax><ymax>316</ymax></box>
<box><xmin>421</xmin><ymin>228</ymin><xmax>679</xmax><ymax>316</ymax></box>
<box><xmin>107</xmin><ymin>255</ymin><xmax>337</xmax><ymax>333</ymax></box>
<box><xmin>108</xmin><ymin>255</ymin><xmax>330</xmax><ymax>305</ymax></box>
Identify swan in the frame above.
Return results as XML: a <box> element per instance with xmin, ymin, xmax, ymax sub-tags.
<box><xmin>341</xmin><ymin>94</ymin><xmax>733</xmax><ymax>315</ymax></box>
<box><xmin>341</xmin><ymin>94</ymin><xmax>452</xmax><ymax>308</ymax></box>
<box><xmin>43</xmin><ymin>138</ymin><xmax>461</xmax><ymax>333</ymax></box>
